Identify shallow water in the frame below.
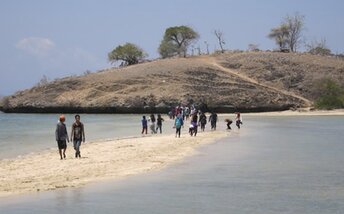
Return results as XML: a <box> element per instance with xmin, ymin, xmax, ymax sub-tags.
<box><xmin>0</xmin><ymin>115</ymin><xmax>343</xmax><ymax>213</ymax></box>
<box><xmin>0</xmin><ymin>113</ymin><xmax>176</xmax><ymax>159</ymax></box>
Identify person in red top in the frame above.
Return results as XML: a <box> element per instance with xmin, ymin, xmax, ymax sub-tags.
<box><xmin>71</xmin><ymin>115</ymin><xmax>85</xmax><ymax>158</ymax></box>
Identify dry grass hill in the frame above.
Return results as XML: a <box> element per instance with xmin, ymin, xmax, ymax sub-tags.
<box><xmin>1</xmin><ymin>51</ymin><xmax>344</xmax><ymax>113</ymax></box>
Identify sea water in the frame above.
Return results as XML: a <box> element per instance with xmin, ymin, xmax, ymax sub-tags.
<box><xmin>0</xmin><ymin>115</ymin><xmax>344</xmax><ymax>213</ymax></box>
<box><xmin>0</xmin><ymin>113</ymin><xmax>176</xmax><ymax>159</ymax></box>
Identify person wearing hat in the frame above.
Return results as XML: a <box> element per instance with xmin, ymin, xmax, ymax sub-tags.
<box><xmin>55</xmin><ymin>115</ymin><xmax>69</xmax><ymax>160</ymax></box>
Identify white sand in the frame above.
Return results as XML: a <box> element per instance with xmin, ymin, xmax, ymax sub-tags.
<box><xmin>0</xmin><ymin>130</ymin><xmax>228</xmax><ymax>197</ymax></box>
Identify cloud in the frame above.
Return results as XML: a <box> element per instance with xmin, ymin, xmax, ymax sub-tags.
<box><xmin>15</xmin><ymin>37</ymin><xmax>55</xmax><ymax>57</ymax></box>
<box><xmin>14</xmin><ymin>37</ymin><xmax>106</xmax><ymax>77</ymax></box>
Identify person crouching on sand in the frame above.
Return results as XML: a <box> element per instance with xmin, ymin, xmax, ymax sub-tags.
<box><xmin>55</xmin><ymin>115</ymin><xmax>69</xmax><ymax>160</ymax></box>
<box><xmin>71</xmin><ymin>114</ymin><xmax>85</xmax><ymax>158</ymax></box>
<box><xmin>225</xmin><ymin>119</ymin><xmax>232</xmax><ymax>130</ymax></box>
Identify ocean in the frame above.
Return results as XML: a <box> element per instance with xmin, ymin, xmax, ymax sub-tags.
<box><xmin>0</xmin><ymin>114</ymin><xmax>344</xmax><ymax>213</ymax></box>
<box><xmin>0</xmin><ymin>113</ymin><xmax>176</xmax><ymax>159</ymax></box>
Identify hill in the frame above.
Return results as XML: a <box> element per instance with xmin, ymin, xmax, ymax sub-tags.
<box><xmin>1</xmin><ymin>52</ymin><xmax>344</xmax><ymax>113</ymax></box>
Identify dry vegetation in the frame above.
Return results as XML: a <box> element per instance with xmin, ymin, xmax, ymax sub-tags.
<box><xmin>1</xmin><ymin>52</ymin><xmax>344</xmax><ymax>113</ymax></box>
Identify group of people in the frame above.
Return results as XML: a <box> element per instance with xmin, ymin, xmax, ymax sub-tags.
<box><xmin>55</xmin><ymin>114</ymin><xmax>86</xmax><ymax>160</ymax></box>
<box><xmin>141</xmin><ymin>114</ymin><xmax>165</xmax><ymax>134</ymax></box>
<box><xmin>225</xmin><ymin>112</ymin><xmax>243</xmax><ymax>130</ymax></box>
<box><xmin>141</xmin><ymin>106</ymin><xmax>243</xmax><ymax>138</ymax></box>
<box><xmin>55</xmin><ymin>110</ymin><xmax>242</xmax><ymax>159</ymax></box>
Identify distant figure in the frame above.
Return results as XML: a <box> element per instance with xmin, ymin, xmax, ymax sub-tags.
<box><xmin>156</xmin><ymin>114</ymin><xmax>164</xmax><ymax>134</ymax></box>
<box><xmin>55</xmin><ymin>115</ymin><xmax>69</xmax><ymax>160</ymax></box>
<box><xmin>209</xmin><ymin>112</ymin><xmax>218</xmax><ymax>130</ymax></box>
<box><xmin>235</xmin><ymin>112</ymin><xmax>243</xmax><ymax>129</ymax></box>
<box><xmin>199</xmin><ymin>112</ymin><xmax>207</xmax><ymax>132</ymax></box>
<box><xmin>141</xmin><ymin>116</ymin><xmax>148</xmax><ymax>134</ymax></box>
<box><xmin>185</xmin><ymin>106</ymin><xmax>190</xmax><ymax>120</ymax></box>
<box><xmin>225</xmin><ymin>119</ymin><xmax>233</xmax><ymax>130</ymax></box>
<box><xmin>189</xmin><ymin>113</ymin><xmax>198</xmax><ymax>136</ymax></box>
<box><xmin>149</xmin><ymin>114</ymin><xmax>157</xmax><ymax>134</ymax></box>
<box><xmin>174</xmin><ymin>115</ymin><xmax>183</xmax><ymax>138</ymax></box>
<box><xmin>71</xmin><ymin>115</ymin><xmax>85</xmax><ymax>158</ymax></box>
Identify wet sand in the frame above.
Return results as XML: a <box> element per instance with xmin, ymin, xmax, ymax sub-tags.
<box><xmin>0</xmin><ymin>130</ymin><xmax>228</xmax><ymax>197</ymax></box>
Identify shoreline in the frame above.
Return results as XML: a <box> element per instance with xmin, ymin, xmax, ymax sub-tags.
<box><xmin>0</xmin><ymin>130</ymin><xmax>229</xmax><ymax>198</ymax></box>
<box><xmin>220</xmin><ymin>108</ymin><xmax>344</xmax><ymax>117</ymax></box>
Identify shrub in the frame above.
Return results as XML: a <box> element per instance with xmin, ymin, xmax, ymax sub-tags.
<box><xmin>314</xmin><ymin>78</ymin><xmax>344</xmax><ymax>109</ymax></box>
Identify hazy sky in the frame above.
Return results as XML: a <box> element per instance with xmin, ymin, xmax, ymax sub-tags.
<box><xmin>1</xmin><ymin>0</ymin><xmax>343</xmax><ymax>95</ymax></box>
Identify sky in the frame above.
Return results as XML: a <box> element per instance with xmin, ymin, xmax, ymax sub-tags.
<box><xmin>1</xmin><ymin>0</ymin><xmax>344</xmax><ymax>95</ymax></box>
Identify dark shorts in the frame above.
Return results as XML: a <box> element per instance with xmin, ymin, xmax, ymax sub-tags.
<box><xmin>57</xmin><ymin>140</ymin><xmax>67</xmax><ymax>150</ymax></box>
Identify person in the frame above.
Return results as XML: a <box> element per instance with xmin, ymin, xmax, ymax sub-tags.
<box><xmin>141</xmin><ymin>116</ymin><xmax>148</xmax><ymax>134</ymax></box>
<box><xmin>55</xmin><ymin>115</ymin><xmax>69</xmax><ymax>160</ymax></box>
<box><xmin>156</xmin><ymin>114</ymin><xmax>164</xmax><ymax>134</ymax></box>
<box><xmin>199</xmin><ymin>112</ymin><xmax>207</xmax><ymax>132</ymax></box>
<box><xmin>225</xmin><ymin>119</ymin><xmax>233</xmax><ymax>130</ymax></box>
<box><xmin>174</xmin><ymin>114</ymin><xmax>183</xmax><ymax>138</ymax></box>
<box><xmin>71</xmin><ymin>114</ymin><xmax>85</xmax><ymax>158</ymax></box>
<box><xmin>235</xmin><ymin>112</ymin><xmax>243</xmax><ymax>129</ymax></box>
<box><xmin>190</xmin><ymin>113</ymin><xmax>198</xmax><ymax>136</ymax></box>
<box><xmin>149</xmin><ymin>114</ymin><xmax>157</xmax><ymax>134</ymax></box>
<box><xmin>185</xmin><ymin>106</ymin><xmax>190</xmax><ymax>120</ymax></box>
<box><xmin>209</xmin><ymin>112</ymin><xmax>218</xmax><ymax>130</ymax></box>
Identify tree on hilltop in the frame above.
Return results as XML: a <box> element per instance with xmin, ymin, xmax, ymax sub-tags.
<box><xmin>158</xmin><ymin>25</ymin><xmax>199</xmax><ymax>58</ymax></box>
<box><xmin>268</xmin><ymin>12</ymin><xmax>305</xmax><ymax>52</ymax></box>
<box><xmin>268</xmin><ymin>24</ymin><xmax>290</xmax><ymax>51</ymax></box>
<box><xmin>214</xmin><ymin>30</ymin><xmax>226</xmax><ymax>53</ymax></box>
<box><xmin>306</xmin><ymin>38</ymin><xmax>332</xmax><ymax>56</ymax></box>
<box><xmin>108</xmin><ymin>43</ymin><xmax>147</xmax><ymax>66</ymax></box>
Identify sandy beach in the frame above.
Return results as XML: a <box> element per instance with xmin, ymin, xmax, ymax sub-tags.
<box><xmin>0</xmin><ymin>130</ymin><xmax>228</xmax><ymax>197</ymax></box>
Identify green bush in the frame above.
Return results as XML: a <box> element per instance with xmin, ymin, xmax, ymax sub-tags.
<box><xmin>314</xmin><ymin>78</ymin><xmax>344</xmax><ymax>109</ymax></box>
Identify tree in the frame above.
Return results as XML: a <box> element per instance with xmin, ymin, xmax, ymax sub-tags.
<box><xmin>247</xmin><ymin>43</ymin><xmax>260</xmax><ymax>52</ymax></box>
<box><xmin>306</xmin><ymin>38</ymin><xmax>332</xmax><ymax>56</ymax></box>
<box><xmin>158</xmin><ymin>40</ymin><xmax>179</xmax><ymax>58</ymax></box>
<box><xmin>108</xmin><ymin>43</ymin><xmax>147</xmax><ymax>66</ymax></box>
<box><xmin>284</xmin><ymin>13</ymin><xmax>305</xmax><ymax>52</ymax></box>
<box><xmin>158</xmin><ymin>26</ymin><xmax>199</xmax><ymax>58</ymax></box>
<box><xmin>214</xmin><ymin>30</ymin><xmax>226</xmax><ymax>53</ymax></box>
<box><xmin>268</xmin><ymin>24</ymin><xmax>290</xmax><ymax>51</ymax></box>
<box><xmin>268</xmin><ymin>13</ymin><xmax>305</xmax><ymax>52</ymax></box>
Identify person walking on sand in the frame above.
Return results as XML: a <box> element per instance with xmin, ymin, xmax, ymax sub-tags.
<box><xmin>71</xmin><ymin>114</ymin><xmax>85</xmax><ymax>158</ymax></box>
<box><xmin>141</xmin><ymin>116</ymin><xmax>148</xmax><ymax>134</ymax></box>
<box><xmin>190</xmin><ymin>113</ymin><xmax>198</xmax><ymax>136</ymax></box>
<box><xmin>235</xmin><ymin>112</ymin><xmax>243</xmax><ymax>129</ymax></box>
<box><xmin>55</xmin><ymin>115</ymin><xmax>69</xmax><ymax>160</ymax></box>
<box><xmin>156</xmin><ymin>114</ymin><xmax>164</xmax><ymax>134</ymax></box>
<box><xmin>209</xmin><ymin>112</ymin><xmax>218</xmax><ymax>130</ymax></box>
<box><xmin>149</xmin><ymin>114</ymin><xmax>157</xmax><ymax>134</ymax></box>
<box><xmin>199</xmin><ymin>112</ymin><xmax>207</xmax><ymax>132</ymax></box>
<box><xmin>174</xmin><ymin>114</ymin><xmax>183</xmax><ymax>138</ymax></box>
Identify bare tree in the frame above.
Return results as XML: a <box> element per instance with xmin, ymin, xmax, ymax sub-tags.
<box><xmin>284</xmin><ymin>13</ymin><xmax>305</xmax><ymax>52</ymax></box>
<box><xmin>204</xmin><ymin>41</ymin><xmax>210</xmax><ymax>54</ymax></box>
<box><xmin>214</xmin><ymin>30</ymin><xmax>226</xmax><ymax>53</ymax></box>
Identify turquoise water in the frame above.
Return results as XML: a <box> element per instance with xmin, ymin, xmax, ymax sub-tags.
<box><xmin>0</xmin><ymin>113</ymin><xmax>176</xmax><ymax>159</ymax></box>
<box><xmin>0</xmin><ymin>115</ymin><xmax>344</xmax><ymax>213</ymax></box>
